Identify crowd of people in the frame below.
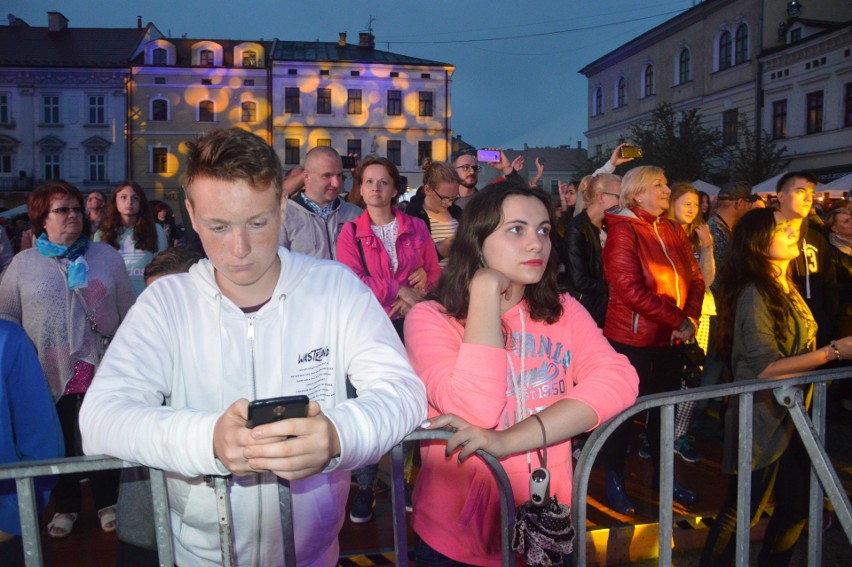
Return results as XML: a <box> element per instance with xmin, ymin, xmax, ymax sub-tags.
<box><xmin>0</xmin><ymin>127</ymin><xmax>849</xmax><ymax>567</ymax></box>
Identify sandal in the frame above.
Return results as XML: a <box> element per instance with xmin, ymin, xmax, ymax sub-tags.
<box><xmin>47</xmin><ymin>513</ymin><xmax>78</xmax><ymax>539</ymax></box>
<box><xmin>98</xmin><ymin>506</ymin><xmax>117</xmax><ymax>533</ymax></box>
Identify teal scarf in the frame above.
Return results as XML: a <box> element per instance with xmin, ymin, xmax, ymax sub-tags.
<box><xmin>36</xmin><ymin>233</ymin><xmax>90</xmax><ymax>289</ymax></box>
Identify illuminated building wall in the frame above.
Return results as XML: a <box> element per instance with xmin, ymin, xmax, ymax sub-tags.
<box><xmin>270</xmin><ymin>34</ymin><xmax>454</xmax><ymax>189</ymax></box>
<box><xmin>128</xmin><ymin>38</ymin><xmax>272</xmax><ymax>204</ymax></box>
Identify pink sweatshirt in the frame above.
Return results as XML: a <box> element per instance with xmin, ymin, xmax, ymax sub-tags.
<box><xmin>404</xmin><ymin>296</ymin><xmax>639</xmax><ymax>565</ymax></box>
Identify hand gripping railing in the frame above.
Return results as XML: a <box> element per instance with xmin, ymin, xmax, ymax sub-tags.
<box><xmin>571</xmin><ymin>367</ymin><xmax>852</xmax><ymax>567</ymax></box>
<box><xmin>0</xmin><ymin>429</ymin><xmax>516</xmax><ymax>567</ymax></box>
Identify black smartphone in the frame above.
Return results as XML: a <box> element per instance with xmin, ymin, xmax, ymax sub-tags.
<box><xmin>247</xmin><ymin>395</ymin><xmax>309</xmax><ymax>428</ymax></box>
<box><xmin>619</xmin><ymin>146</ymin><xmax>644</xmax><ymax>159</ymax></box>
<box><xmin>341</xmin><ymin>156</ymin><xmax>358</xmax><ymax>169</ymax></box>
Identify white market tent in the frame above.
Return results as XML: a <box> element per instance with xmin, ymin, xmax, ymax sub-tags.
<box><xmin>820</xmin><ymin>173</ymin><xmax>852</xmax><ymax>197</ymax></box>
<box><xmin>752</xmin><ymin>171</ymin><xmax>788</xmax><ymax>194</ymax></box>
<box><xmin>692</xmin><ymin>179</ymin><xmax>720</xmax><ymax>196</ymax></box>
<box><xmin>0</xmin><ymin>204</ymin><xmax>27</xmax><ymax>219</ymax></box>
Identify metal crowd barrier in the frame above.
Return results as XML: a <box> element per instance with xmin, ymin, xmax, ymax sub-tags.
<box><xmin>0</xmin><ymin>429</ymin><xmax>515</xmax><ymax>567</ymax></box>
<box><xmin>571</xmin><ymin>367</ymin><xmax>852</xmax><ymax>567</ymax></box>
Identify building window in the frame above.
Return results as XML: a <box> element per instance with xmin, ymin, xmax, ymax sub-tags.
<box><xmin>316</xmin><ymin>138</ymin><xmax>331</xmax><ymax>147</ymax></box>
<box><xmin>806</xmin><ymin>90</ymin><xmax>824</xmax><ymax>134</ymax></box>
<box><xmin>320</xmin><ymin>69</ymin><xmax>330</xmax><ymax>76</ymax></box>
<box><xmin>387</xmin><ymin>90</ymin><xmax>402</xmax><ymax>116</ymax></box>
<box><xmin>390</xmin><ymin>71</ymin><xmax>399</xmax><ymax>78</ymax></box>
<box><xmin>201</xmin><ymin>79</ymin><xmax>212</xmax><ymax>86</ymax></box>
<box><xmin>845</xmin><ymin>83</ymin><xmax>852</xmax><ymax>128</ymax></box>
<box><xmin>387</xmin><ymin>140</ymin><xmax>401</xmax><ymax>166</ymax></box>
<box><xmin>0</xmin><ymin>154</ymin><xmax>11</xmax><ymax>174</ymax></box>
<box><xmin>421</xmin><ymin>73</ymin><xmax>431</xmax><ymax>79</ymax></box>
<box><xmin>43</xmin><ymin>95</ymin><xmax>60</xmax><ymax>124</ymax></box>
<box><xmin>153</xmin><ymin>48</ymin><xmax>167</xmax><ymax>65</ymax></box>
<box><xmin>615</xmin><ymin>77</ymin><xmax>626</xmax><ymax>108</ymax></box>
<box><xmin>0</xmin><ymin>94</ymin><xmax>8</xmax><ymax>124</ymax></box>
<box><xmin>287</xmin><ymin>68</ymin><xmax>298</xmax><ymax>75</ymax></box>
<box><xmin>88</xmin><ymin>95</ymin><xmax>105</xmax><ymax>125</ymax></box>
<box><xmin>284</xmin><ymin>139</ymin><xmax>300</xmax><ymax>165</ymax></box>
<box><xmin>735</xmin><ymin>24</ymin><xmax>748</xmax><ymax>65</ymax></box>
<box><xmin>199</xmin><ymin>49</ymin><xmax>214</xmax><ymax>66</ymax></box>
<box><xmin>678</xmin><ymin>48</ymin><xmax>691</xmax><ymax>84</ymax></box>
<box><xmin>772</xmin><ymin>100</ymin><xmax>787</xmax><ymax>139</ymax></box>
<box><xmin>198</xmin><ymin>100</ymin><xmax>215</xmax><ymax>122</ymax></box>
<box><xmin>44</xmin><ymin>154</ymin><xmax>60</xmax><ymax>180</ymax></box>
<box><xmin>88</xmin><ymin>154</ymin><xmax>105</xmax><ymax>182</ymax></box>
<box><xmin>152</xmin><ymin>147</ymin><xmax>168</xmax><ymax>173</ymax></box>
<box><xmin>241</xmin><ymin>101</ymin><xmax>257</xmax><ymax>123</ymax></box>
<box><xmin>317</xmin><ymin>88</ymin><xmax>332</xmax><ymax>114</ymax></box>
<box><xmin>718</xmin><ymin>31</ymin><xmax>732</xmax><ymax>71</ymax></box>
<box><xmin>722</xmin><ymin>109</ymin><xmax>738</xmax><ymax>146</ymax></box>
<box><xmin>643</xmin><ymin>65</ymin><xmax>655</xmax><ymax>97</ymax></box>
<box><xmin>154</xmin><ymin>77</ymin><xmax>166</xmax><ymax>84</ymax></box>
<box><xmin>347</xmin><ymin>89</ymin><xmax>362</xmax><ymax>115</ymax></box>
<box><xmin>151</xmin><ymin>99</ymin><xmax>168</xmax><ymax>121</ymax></box>
<box><xmin>351</xmin><ymin>71</ymin><xmax>360</xmax><ymax>77</ymax></box>
<box><xmin>347</xmin><ymin>139</ymin><xmax>362</xmax><ymax>159</ymax></box>
<box><xmin>790</xmin><ymin>28</ymin><xmax>802</xmax><ymax>42</ymax></box>
<box><xmin>285</xmin><ymin>88</ymin><xmax>300</xmax><ymax>113</ymax></box>
<box><xmin>593</xmin><ymin>87</ymin><xmax>603</xmax><ymax>116</ymax></box>
<box><xmin>418</xmin><ymin>92</ymin><xmax>433</xmax><ymax>117</ymax></box>
<box><xmin>418</xmin><ymin>141</ymin><xmax>432</xmax><ymax>165</ymax></box>
<box><xmin>243</xmin><ymin>79</ymin><xmax>254</xmax><ymax>86</ymax></box>
<box><xmin>242</xmin><ymin>50</ymin><xmax>257</xmax><ymax>67</ymax></box>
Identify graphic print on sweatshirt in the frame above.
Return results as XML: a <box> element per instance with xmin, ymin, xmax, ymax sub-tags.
<box><xmin>292</xmin><ymin>345</ymin><xmax>335</xmax><ymax>403</ymax></box>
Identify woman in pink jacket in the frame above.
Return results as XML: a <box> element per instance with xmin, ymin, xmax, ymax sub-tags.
<box><xmin>337</xmin><ymin>157</ymin><xmax>441</xmax><ymax>339</ymax></box>
<box><xmin>405</xmin><ymin>182</ymin><xmax>639</xmax><ymax>566</ymax></box>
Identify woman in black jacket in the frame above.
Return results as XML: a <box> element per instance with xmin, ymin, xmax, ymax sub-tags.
<box><xmin>559</xmin><ymin>172</ymin><xmax>621</xmax><ymax>327</ymax></box>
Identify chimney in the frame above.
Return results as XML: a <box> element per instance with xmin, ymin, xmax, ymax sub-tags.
<box><xmin>47</xmin><ymin>11</ymin><xmax>68</xmax><ymax>32</ymax></box>
<box><xmin>358</xmin><ymin>32</ymin><xmax>375</xmax><ymax>49</ymax></box>
<box><xmin>338</xmin><ymin>32</ymin><xmax>346</xmax><ymax>47</ymax></box>
<box><xmin>137</xmin><ymin>16</ymin><xmax>142</xmax><ymax>30</ymax></box>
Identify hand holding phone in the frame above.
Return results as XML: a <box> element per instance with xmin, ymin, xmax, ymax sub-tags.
<box><xmin>619</xmin><ymin>146</ymin><xmax>643</xmax><ymax>159</ymax></box>
<box><xmin>477</xmin><ymin>149</ymin><xmax>501</xmax><ymax>163</ymax></box>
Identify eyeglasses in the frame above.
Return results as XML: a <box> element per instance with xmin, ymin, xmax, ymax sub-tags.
<box><xmin>50</xmin><ymin>207</ymin><xmax>83</xmax><ymax>216</ymax></box>
<box><xmin>455</xmin><ymin>164</ymin><xmax>482</xmax><ymax>173</ymax></box>
<box><xmin>432</xmin><ymin>188</ymin><xmax>460</xmax><ymax>205</ymax></box>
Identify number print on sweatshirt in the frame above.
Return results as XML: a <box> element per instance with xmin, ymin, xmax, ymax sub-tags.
<box><xmin>504</xmin><ymin>332</ymin><xmax>572</xmax><ymax>403</ymax></box>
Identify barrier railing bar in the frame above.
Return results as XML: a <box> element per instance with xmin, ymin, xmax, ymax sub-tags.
<box><xmin>277</xmin><ymin>479</ymin><xmax>297</xmax><ymax>566</ymax></box>
<box><xmin>390</xmin><ymin>442</ymin><xmax>409</xmax><ymax>566</ymax></box>
<box><xmin>808</xmin><ymin>382</ymin><xmax>826</xmax><ymax>567</ymax></box>
<box><xmin>16</xmin><ymin>476</ymin><xmax>42</xmax><ymax>567</ymax></box>
<box><xmin>658</xmin><ymin>404</ymin><xmax>674</xmax><ymax>566</ymax></box>
<box><xmin>734</xmin><ymin>391</ymin><xmax>753</xmax><ymax>567</ymax></box>
<box><xmin>148</xmin><ymin>468</ymin><xmax>174</xmax><ymax>567</ymax></box>
<box><xmin>572</xmin><ymin>368</ymin><xmax>852</xmax><ymax>567</ymax></box>
<box><xmin>402</xmin><ymin>428</ymin><xmax>517</xmax><ymax>567</ymax></box>
<box><xmin>213</xmin><ymin>476</ymin><xmax>234</xmax><ymax>566</ymax></box>
<box><xmin>775</xmin><ymin>385</ymin><xmax>852</xmax><ymax>541</ymax></box>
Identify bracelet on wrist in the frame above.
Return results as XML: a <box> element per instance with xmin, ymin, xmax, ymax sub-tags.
<box><xmin>830</xmin><ymin>340</ymin><xmax>842</xmax><ymax>361</ymax></box>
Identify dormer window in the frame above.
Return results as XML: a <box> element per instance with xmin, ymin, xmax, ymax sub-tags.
<box><xmin>199</xmin><ymin>50</ymin><xmax>215</xmax><ymax>66</ymax></box>
<box><xmin>243</xmin><ymin>51</ymin><xmax>257</xmax><ymax>67</ymax></box>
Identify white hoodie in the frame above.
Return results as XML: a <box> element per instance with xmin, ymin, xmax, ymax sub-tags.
<box><xmin>80</xmin><ymin>248</ymin><xmax>427</xmax><ymax>566</ymax></box>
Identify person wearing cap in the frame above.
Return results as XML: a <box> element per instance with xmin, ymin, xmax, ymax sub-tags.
<box><xmin>692</xmin><ymin>181</ymin><xmax>755</xmax><ymax>434</ymax></box>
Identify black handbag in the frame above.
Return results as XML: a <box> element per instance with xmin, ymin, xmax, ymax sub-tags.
<box><xmin>679</xmin><ymin>339</ymin><xmax>706</xmax><ymax>388</ymax></box>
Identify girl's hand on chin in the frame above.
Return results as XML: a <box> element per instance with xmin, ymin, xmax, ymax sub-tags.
<box><xmin>471</xmin><ymin>268</ymin><xmax>513</xmax><ymax>301</ymax></box>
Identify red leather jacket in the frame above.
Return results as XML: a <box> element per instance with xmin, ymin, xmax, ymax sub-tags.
<box><xmin>602</xmin><ymin>207</ymin><xmax>704</xmax><ymax>347</ymax></box>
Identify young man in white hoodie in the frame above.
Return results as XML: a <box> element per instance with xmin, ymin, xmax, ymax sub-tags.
<box><xmin>80</xmin><ymin>127</ymin><xmax>427</xmax><ymax>567</ymax></box>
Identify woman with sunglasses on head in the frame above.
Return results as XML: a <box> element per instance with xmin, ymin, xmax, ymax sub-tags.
<box><xmin>405</xmin><ymin>181</ymin><xmax>638</xmax><ymax>565</ymax></box>
<box><xmin>95</xmin><ymin>182</ymin><xmax>167</xmax><ymax>296</ymax></box>
<box><xmin>0</xmin><ymin>181</ymin><xmax>135</xmax><ymax>540</ymax></box>
<box><xmin>406</xmin><ymin>161</ymin><xmax>463</xmax><ymax>265</ymax></box>
<box><xmin>558</xmin><ymin>172</ymin><xmax>621</xmax><ymax>328</ymax></box>
<box><xmin>700</xmin><ymin>207</ymin><xmax>852</xmax><ymax>566</ymax></box>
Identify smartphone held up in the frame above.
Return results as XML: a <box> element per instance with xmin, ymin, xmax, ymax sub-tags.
<box><xmin>247</xmin><ymin>395</ymin><xmax>309</xmax><ymax>428</ymax></box>
<box><xmin>476</xmin><ymin>149</ymin><xmax>501</xmax><ymax>163</ymax></box>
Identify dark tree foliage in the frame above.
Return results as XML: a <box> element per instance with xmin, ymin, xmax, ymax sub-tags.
<box><xmin>725</xmin><ymin>116</ymin><xmax>791</xmax><ymax>185</ymax></box>
<box><xmin>627</xmin><ymin>103</ymin><xmax>724</xmax><ymax>183</ymax></box>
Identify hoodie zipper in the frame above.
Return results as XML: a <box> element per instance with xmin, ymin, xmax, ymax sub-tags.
<box><xmin>246</xmin><ymin>315</ymin><xmax>262</xmax><ymax>567</ymax></box>
<box><xmin>247</xmin><ymin>316</ymin><xmax>258</xmax><ymax>398</ymax></box>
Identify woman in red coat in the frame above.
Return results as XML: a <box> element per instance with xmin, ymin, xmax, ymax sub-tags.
<box><xmin>601</xmin><ymin>166</ymin><xmax>705</xmax><ymax>515</ymax></box>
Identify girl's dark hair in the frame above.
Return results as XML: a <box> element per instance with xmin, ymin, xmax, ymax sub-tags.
<box><xmin>716</xmin><ymin>207</ymin><xmax>794</xmax><ymax>359</ymax></box>
<box><xmin>99</xmin><ymin>181</ymin><xmax>160</xmax><ymax>252</ymax></box>
<box><xmin>430</xmin><ymin>182</ymin><xmax>563</xmax><ymax>324</ymax></box>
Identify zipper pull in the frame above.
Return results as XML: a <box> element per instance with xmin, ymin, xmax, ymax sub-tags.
<box><xmin>247</xmin><ymin>317</ymin><xmax>255</xmax><ymax>341</ymax></box>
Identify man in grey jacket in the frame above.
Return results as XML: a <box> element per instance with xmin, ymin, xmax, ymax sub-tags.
<box><xmin>280</xmin><ymin>146</ymin><xmax>361</xmax><ymax>260</ymax></box>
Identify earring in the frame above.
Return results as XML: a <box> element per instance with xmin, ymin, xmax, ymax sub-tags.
<box><xmin>637</xmin><ymin>198</ymin><xmax>643</xmax><ymax>203</ymax></box>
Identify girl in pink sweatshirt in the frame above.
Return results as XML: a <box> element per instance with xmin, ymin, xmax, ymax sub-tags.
<box><xmin>405</xmin><ymin>183</ymin><xmax>639</xmax><ymax>566</ymax></box>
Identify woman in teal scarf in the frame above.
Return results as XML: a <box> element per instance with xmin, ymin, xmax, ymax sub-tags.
<box><xmin>0</xmin><ymin>181</ymin><xmax>135</xmax><ymax>539</ymax></box>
